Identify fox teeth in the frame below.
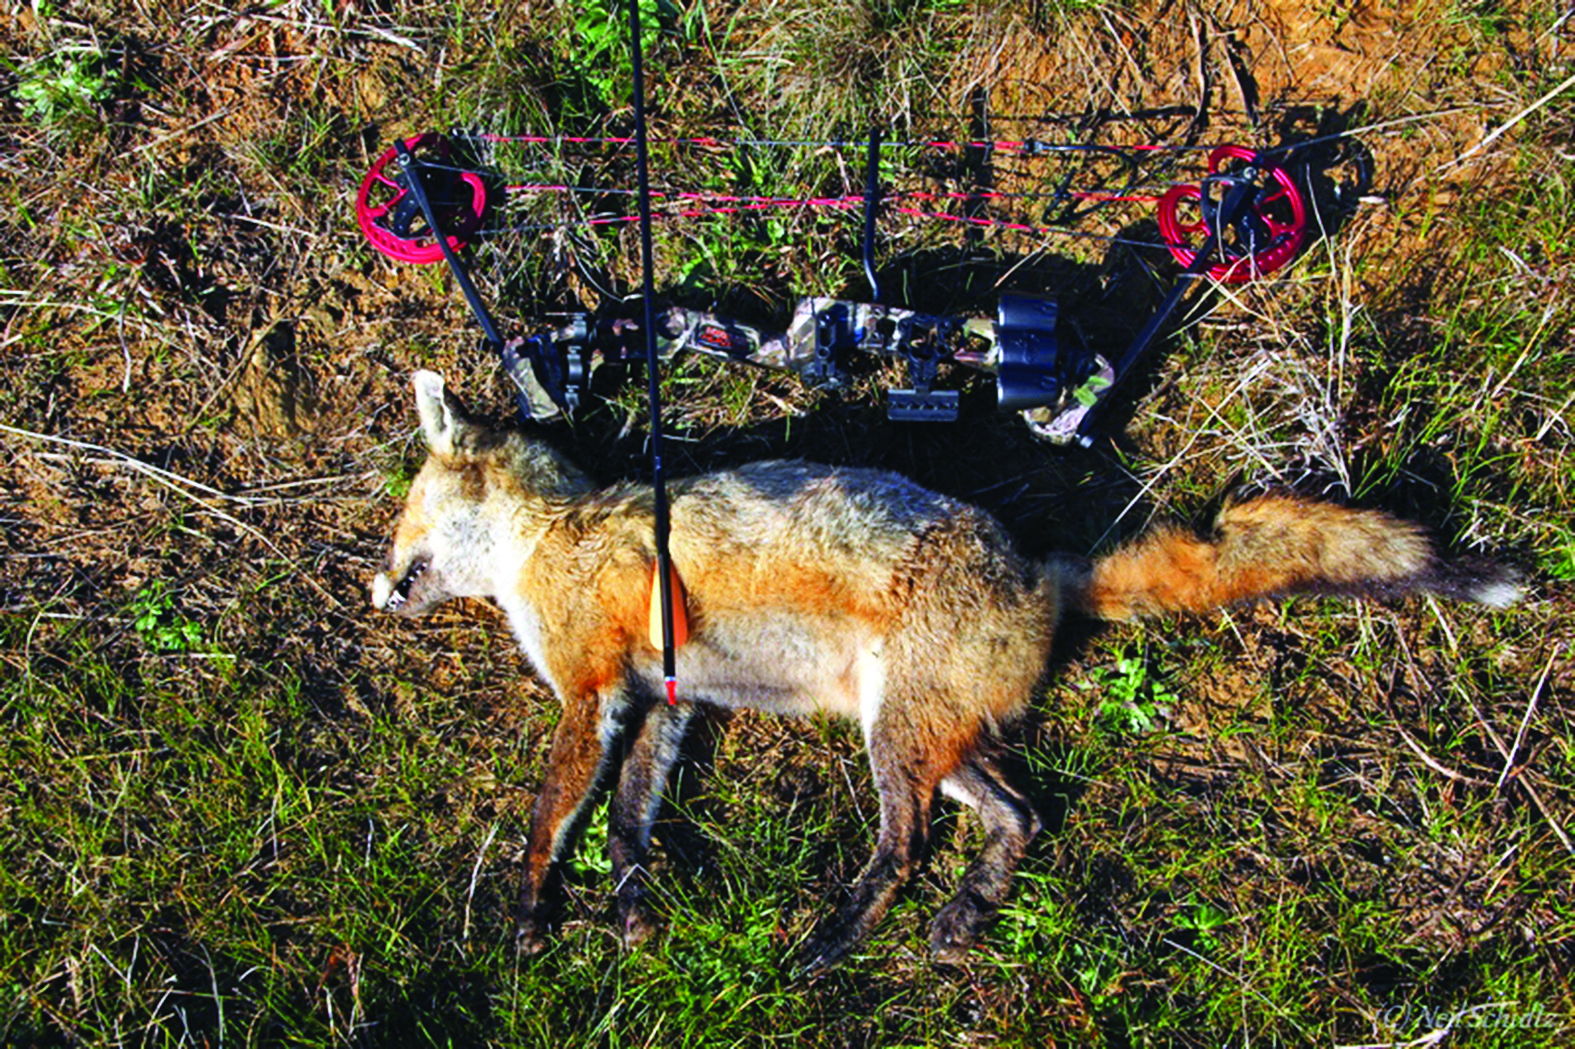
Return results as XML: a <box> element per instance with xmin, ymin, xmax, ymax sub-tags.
<box><xmin>391</xmin><ymin>559</ymin><xmax>428</xmax><ymax>605</ymax></box>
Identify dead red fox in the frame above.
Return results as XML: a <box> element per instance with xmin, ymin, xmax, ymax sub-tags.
<box><xmin>371</xmin><ymin>371</ymin><xmax>1518</xmax><ymax>973</ymax></box>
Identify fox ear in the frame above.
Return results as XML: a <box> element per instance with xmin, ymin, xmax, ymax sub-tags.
<box><xmin>412</xmin><ymin>370</ymin><xmax>467</xmax><ymax>456</ymax></box>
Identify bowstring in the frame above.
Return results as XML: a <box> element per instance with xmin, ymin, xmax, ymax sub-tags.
<box><xmin>410</xmin><ymin>140</ymin><xmax>1209</xmax><ymax>255</ymax></box>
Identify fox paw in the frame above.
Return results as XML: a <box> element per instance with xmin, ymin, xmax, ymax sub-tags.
<box><xmin>515</xmin><ymin>917</ymin><xmax>551</xmax><ymax>956</ymax></box>
<box><xmin>620</xmin><ymin>900</ymin><xmax>662</xmax><ymax>948</ymax></box>
<box><xmin>791</xmin><ymin>924</ymin><xmax>857</xmax><ymax>978</ymax></box>
<box><xmin>927</xmin><ymin>895</ymin><xmax>995</xmax><ymax>964</ymax></box>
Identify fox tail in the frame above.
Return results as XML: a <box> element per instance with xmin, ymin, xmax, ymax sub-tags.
<box><xmin>1060</xmin><ymin>494</ymin><xmax>1521</xmax><ymax>622</ymax></box>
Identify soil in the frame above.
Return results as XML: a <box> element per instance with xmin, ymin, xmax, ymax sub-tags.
<box><xmin>2</xmin><ymin>0</ymin><xmax>1570</xmax><ymax>1035</ymax></box>
<box><xmin>2</xmin><ymin>0</ymin><xmax>1565</xmax><ymax>751</ymax></box>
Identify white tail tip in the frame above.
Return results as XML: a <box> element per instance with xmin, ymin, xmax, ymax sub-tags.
<box><xmin>1472</xmin><ymin>577</ymin><xmax>1523</xmax><ymax>609</ymax></box>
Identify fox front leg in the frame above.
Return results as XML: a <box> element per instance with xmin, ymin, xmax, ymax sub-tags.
<box><xmin>608</xmin><ymin>699</ymin><xmax>696</xmax><ymax>946</ymax></box>
<box><xmin>517</xmin><ymin>689</ymin><xmax>625</xmax><ymax>953</ymax></box>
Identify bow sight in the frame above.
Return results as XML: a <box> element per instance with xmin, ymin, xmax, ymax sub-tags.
<box><xmin>356</xmin><ymin>129</ymin><xmax>1313</xmax><ymax>444</ymax></box>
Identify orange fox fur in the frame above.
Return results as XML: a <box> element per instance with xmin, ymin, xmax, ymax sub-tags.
<box><xmin>371</xmin><ymin>371</ymin><xmax>1518</xmax><ymax>973</ymax></box>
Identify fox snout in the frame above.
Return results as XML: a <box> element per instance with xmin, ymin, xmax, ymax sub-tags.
<box><xmin>370</xmin><ymin>556</ymin><xmax>431</xmax><ymax>616</ymax></box>
<box><xmin>370</xmin><ymin>570</ymin><xmax>396</xmax><ymax>611</ymax></box>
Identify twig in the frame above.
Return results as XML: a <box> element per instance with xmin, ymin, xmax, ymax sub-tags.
<box><xmin>1393</xmin><ymin>629</ymin><xmax>1572</xmax><ymax>856</ymax></box>
<box><xmin>7</xmin><ymin>427</ymin><xmax>247</xmax><ymax>504</ymax></box>
<box><xmin>225</xmin><ymin>213</ymin><xmax>321</xmax><ymax>239</ymax></box>
<box><xmin>1439</xmin><ymin>71</ymin><xmax>1575</xmax><ymax>173</ymax></box>
<box><xmin>1452</xmin><ymin>677</ymin><xmax>1575</xmax><ymax>858</ymax></box>
<box><xmin>130</xmin><ymin>107</ymin><xmax>234</xmax><ymax>156</ymax></box>
<box><xmin>1494</xmin><ymin>643</ymin><xmax>1561</xmax><ymax>792</ymax></box>
<box><xmin>1187</xmin><ymin>7</ymin><xmax>1210</xmax><ymax>132</ymax></box>
<box><xmin>1337</xmin><ymin>107</ymin><xmax>1477</xmax><ymax>140</ymax></box>
<box><xmin>357</xmin><ymin>22</ymin><xmax>423</xmax><ymax>52</ymax></box>
<box><xmin>1392</xmin><ymin>725</ymin><xmax>1493</xmax><ymax>787</ymax></box>
<box><xmin>463</xmin><ymin>822</ymin><xmax>500</xmax><ymax>941</ymax></box>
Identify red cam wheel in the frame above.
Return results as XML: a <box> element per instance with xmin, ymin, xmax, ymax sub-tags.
<box><xmin>356</xmin><ymin>132</ymin><xmax>488</xmax><ymax>265</ymax></box>
<box><xmin>1157</xmin><ymin>145</ymin><xmax>1306</xmax><ymax>283</ymax></box>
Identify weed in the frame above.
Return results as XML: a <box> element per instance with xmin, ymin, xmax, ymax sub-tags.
<box><xmin>381</xmin><ymin>457</ymin><xmax>418</xmax><ymax>500</ymax></box>
<box><xmin>1171</xmin><ymin>896</ymin><xmax>1230</xmax><ymax>952</ymax></box>
<box><xmin>568</xmin><ymin>797</ymin><xmax>614</xmax><ymax>878</ymax></box>
<box><xmin>11</xmin><ymin>47</ymin><xmax>119</xmax><ymax>143</ymax></box>
<box><xmin>1546</xmin><ymin>527</ymin><xmax>1575</xmax><ymax>581</ymax></box>
<box><xmin>565</xmin><ymin>0</ymin><xmax>682</xmax><ymax>114</ymax></box>
<box><xmin>129</xmin><ymin>581</ymin><xmax>205</xmax><ymax>653</ymax></box>
<box><xmin>1085</xmin><ymin>646</ymin><xmax>1178</xmax><ymax>736</ymax></box>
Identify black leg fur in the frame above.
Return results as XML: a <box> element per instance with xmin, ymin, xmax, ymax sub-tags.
<box><xmin>608</xmin><ymin>699</ymin><xmax>696</xmax><ymax>946</ymax></box>
<box><xmin>929</xmin><ymin>756</ymin><xmax>1041</xmax><ymax>962</ymax></box>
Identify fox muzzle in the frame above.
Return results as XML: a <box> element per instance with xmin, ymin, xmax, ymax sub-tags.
<box><xmin>370</xmin><ymin>557</ymin><xmax>429</xmax><ymax>613</ymax></box>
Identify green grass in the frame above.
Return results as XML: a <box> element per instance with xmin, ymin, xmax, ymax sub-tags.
<box><xmin>717</xmin><ymin>0</ymin><xmax>971</xmax><ymax>139</ymax></box>
<box><xmin>5</xmin><ymin>605</ymin><xmax>1568</xmax><ymax>1044</ymax></box>
<box><xmin>3</xmin><ymin>0</ymin><xmax>1573</xmax><ymax>1045</ymax></box>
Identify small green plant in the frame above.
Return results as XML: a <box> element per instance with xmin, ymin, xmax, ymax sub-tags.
<box><xmin>1548</xmin><ymin>528</ymin><xmax>1575</xmax><ymax>581</ymax></box>
<box><xmin>129</xmin><ymin>581</ymin><xmax>204</xmax><ymax>653</ymax></box>
<box><xmin>12</xmin><ymin>48</ymin><xmax>119</xmax><ymax>141</ymax></box>
<box><xmin>565</xmin><ymin>0</ymin><xmax>680</xmax><ymax>112</ymax></box>
<box><xmin>1086</xmin><ymin>647</ymin><xmax>1178</xmax><ymax>735</ymax></box>
<box><xmin>382</xmin><ymin>459</ymin><xmax>418</xmax><ymax>500</ymax></box>
<box><xmin>1173</xmin><ymin>897</ymin><xmax>1231</xmax><ymax>952</ymax></box>
<box><xmin>569</xmin><ymin>798</ymin><xmax>613</xmax><ymax>878</ymax></box>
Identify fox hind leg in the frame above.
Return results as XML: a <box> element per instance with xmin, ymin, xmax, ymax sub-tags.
<box><xmin>608</xmin><ymin>698</ymin><xmax>696</xmax><ymax>947</ymax></box>
<box><xmin>794</xmin><ymin>692</ymin><xmax>959</xmax><ymax>976</ymax></box>
<box><xmin>794</xmin><ymin>764</ymin><xmax>937</xmax><ymax>976</ymax></box>
<box><xmin>928</xmin><ymin>754</ymin><xmax>1041</xmax><ymax>963</ymax></box>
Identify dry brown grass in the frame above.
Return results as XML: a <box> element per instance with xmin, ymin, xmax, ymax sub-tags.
<box><xmin>2</xmin><ymin>0</ymin><xmax>1571</xmax><ymax>1045</ymax></box>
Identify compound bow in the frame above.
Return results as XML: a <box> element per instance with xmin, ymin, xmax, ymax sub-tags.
<box><xmin>356</xmin><ymin>122</ymin><xmax>1328</xmax><ymax>445</ymax></box>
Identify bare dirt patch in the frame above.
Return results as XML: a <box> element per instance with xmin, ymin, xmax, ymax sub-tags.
<box><xmin>2</xmin><ymin>0</ymin><xmax>1571</xmax><ymax>1043</ymax></box>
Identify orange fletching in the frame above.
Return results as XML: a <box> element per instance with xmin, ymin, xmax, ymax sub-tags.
<box><xmin>647</xmin><ymin>560</ymin><xmax>689</xmax><ymax>651</ymax></box>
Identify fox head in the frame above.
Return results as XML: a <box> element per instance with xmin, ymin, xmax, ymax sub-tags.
<box><xmin>370</xmin><ymin>371</ymin><xmax>590</xmax><ymax>617</ymax></box>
